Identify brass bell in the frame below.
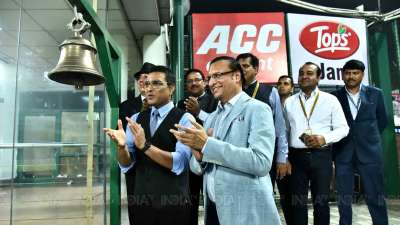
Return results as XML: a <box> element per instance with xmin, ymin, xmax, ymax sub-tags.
<box><xmin>48</xmin><ymin>7</ymin><xmax>104</xmax><ymax>89</ymax></box>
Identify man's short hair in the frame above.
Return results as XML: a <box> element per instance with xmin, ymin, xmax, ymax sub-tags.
<box><xmin>209</xmin><ymin>56</ymin><xmax>245</xmax><ymax>85</ymax></box>
<box><xmin>300</xmin><ymin>62</ymin><xmax>322</xmax><ymax>77</ymax></box>
<box><xmin>278</xmin><ymin>75</ymin><xmax>294</xmax><ymax>86</ymax></box>
<box><xmin>236</xmin><ymin>53</ymin><xmax>259</xmax><ymax>69</ymax></box>
<box><xmin>149</xmin><ymin>65</ymin><xmax>176</xmax><ymax>85</ymax></box>
<box><xmin>343</xmin><ymin>59</ymin><xmax>365</xmax><ymax>72</ymax></box>
<box><xmin>185</xmin><ymin>68</ymin><xmax>205</xmax><ymax>80</ymax></box>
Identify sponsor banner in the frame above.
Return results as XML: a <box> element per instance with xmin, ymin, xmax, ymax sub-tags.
<box><xmin>287</xmin><ymin>13</ymin><xmax>369</xmax><ymax>85</ymax></box>
<box><xmin>192</xmin><ymin>13</ymin><xmax>288</xmax><ymax>83</ymax></box>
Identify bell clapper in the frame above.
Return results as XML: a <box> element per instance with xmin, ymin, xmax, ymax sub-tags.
<box><xmin>74</xmin><ymin>81</ymin><xmax>84</xmax><ymax>90</ymax></box>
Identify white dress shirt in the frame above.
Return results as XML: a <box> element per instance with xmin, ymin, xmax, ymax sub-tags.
<box><xmin>196</xmin><ymin>92</ymin><xmax>211</xmax><ymax>122</ymax></box>
<box><xmin>345</xmin><ymin>85</ymin><xmax>362</xmax><ymax>120</ymax></box>
<box><xmin>284</xmin><ymin>87</ymin><xmax>349</xmax><ymax>148</ymax></box>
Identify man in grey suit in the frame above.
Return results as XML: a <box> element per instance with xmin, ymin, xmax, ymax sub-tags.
<box><xmin>171</xmin><ymin>56</ymin><xmax>281</xmax><ymax>225</ymax></box>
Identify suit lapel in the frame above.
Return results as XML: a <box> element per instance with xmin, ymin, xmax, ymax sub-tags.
<box><xmin>217</xmin><ymin>93</ymin><xmax>249</xmax><ymax>141</ymax></box>
<box><xmin>338</xmin><ymin>87</ymin><xmax>353</xmax><ymax>121</ymax></box>
<box><xmin>355</xmin><ymin>85</ymin><xmax>368</xmax><ymax>121</ymax></box>
<box><xmin>356</xmin><ymin>85</ymin><xmax>369</xmax><ymax>120</ymax></box>
<box><xmin>204</xmin><ymin>110</ymin><xmax>218</xmax><ymax>131</ymax></box>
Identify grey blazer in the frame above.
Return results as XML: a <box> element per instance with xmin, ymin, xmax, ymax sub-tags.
<box><xmin>190</xmin><ymin>92</ymin><xmax>281</xmax><ymax>225</ymax></box>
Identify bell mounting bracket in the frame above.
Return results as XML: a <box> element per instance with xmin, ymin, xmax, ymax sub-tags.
<box><xmin>67</xmin><ymin>6</ymin><xmax>91</xmax><ymax>37</ymax></box>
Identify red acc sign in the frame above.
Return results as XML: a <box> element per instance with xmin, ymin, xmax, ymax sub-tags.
<box><xmin>192</xmin><ymin>13</ymin><xmax>288</xmax><ymax>83</ymax></box>
<box><xmin>299</xmin><ymin>21</ymin><xmax>360</xmax><ymax>59</ymax></box>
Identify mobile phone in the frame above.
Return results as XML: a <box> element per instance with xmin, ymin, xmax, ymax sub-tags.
<box><xmin>298</xmin><ymin>133</ymin><xmax>308</xmax><ymax>143</ymax></box>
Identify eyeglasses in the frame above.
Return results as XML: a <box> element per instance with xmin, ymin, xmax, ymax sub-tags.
<box><xmin>207</xmin><ymin>70</ymin><xmax>234</xmax><ymax>81</ymax></box>
<box><xmin>186</xmin><ymin>78</ymin><xmax>203</xmax><ymax>84</ymax></box>
<box><xmin>144</xmin><ymin>80</ymin><xmax>168</xmax><ymax>89</ymax></box>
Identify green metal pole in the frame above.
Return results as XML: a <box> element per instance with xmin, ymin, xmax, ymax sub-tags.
<box><xmin>172</xmin><ymin>0</ymin><xmax>185</xmax><ymax>102</ymax></box>
<box><xmin>392</xmin><ymin>20</ymin><xmax>400</xmax><ymax>86</ymax></box>
<box><xmin>187</xmin><ymin>15</ymin><xmax>193</xmax><ymax>68</ymax></box>
<box><xmin>109</xmin><ymin>108</ymin><xmax>120</xmax><ymax>225</ymax></box>
<box><xmin>68</xmin><ymin>1</ymin><xmax>123</xmax><ymax>224</ymax></box>
<box><xmin>368</xmin><ymin>23</ymin><xmax>400</xmax><ymax>197</ymax></box>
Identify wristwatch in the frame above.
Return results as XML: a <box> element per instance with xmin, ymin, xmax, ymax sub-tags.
<box><xmin>138</xmin><ymin>140</ymin><xmax>151</xmax><ymax>152</ymax></box>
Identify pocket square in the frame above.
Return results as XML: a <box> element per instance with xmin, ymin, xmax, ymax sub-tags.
<box><xmin>235</xmin><ymin>116</ymin><xmax>245</xmax><ymax>122</ymax></box>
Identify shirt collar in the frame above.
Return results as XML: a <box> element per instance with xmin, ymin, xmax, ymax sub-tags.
<box><xmin>217</xmin><ymin>91</ymin><xmax>243</xmax><ymax>111</ymax></box>
<box><xmin>229</xmin><ymin>91</ymin><xmax>243</xmax><ymax>105</ymax></box>
<box><xmin>151</xmin><ymin>101</ymin><xmax>174</xmax><ymax>118</ymax></box>
<box><xmin>300</xmin><ymin>87</ymin><xmax>319</xmax><ymax>100</ymax></box>
<box><xmin>345</xmin><ymin>84</ymin><xmax>363</xmax><ymax>96</ymax></box>
<box><xmin>197</xmin><ymin>92</ymin><xmax>206</xmax><ymax>99</ymax></box>
<box><xmin>245</xmin><ymin>80</ymin><xmax>258</xmax><ymax>90</ymax></box>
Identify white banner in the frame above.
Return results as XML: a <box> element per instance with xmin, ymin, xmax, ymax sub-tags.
<box><xmin>287</xmin><ymin>13</ymin><xmax>369</xmax><ymax>85</ymax></box>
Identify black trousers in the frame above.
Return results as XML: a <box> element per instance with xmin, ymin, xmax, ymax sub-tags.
<box><xmin>189</xmin><ymin>171</ymin><xmax>203</xmax><ymax>225</ymax></box>
<box><xmin>270</xmin><ymin>160</ymin><xmax>293</xmax><ymax>225</ymax></box>
<box><xmin>131</xmin><ymin>204</ymin><xmax>190</xmax><ymax>225</ymax></box>
<box><xmin>289</xmin><ymin>148</ymin><xmax>332</xmax><ymax>225</ymax></box>
<box><xmin>125</xmin><ymin>170</ymin><xmax>136</xmax><ymax>225</ymax></box>
<box><xmin>205</xmin><ymin>199</ymin><xmax>220</xmax><ymax>225</ymax></box>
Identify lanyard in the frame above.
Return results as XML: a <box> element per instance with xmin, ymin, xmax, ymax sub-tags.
<box><xmin>298</xmin><ymin>91</ymin><xmax>320</xmax><ymax>129</ymax></box>
<box><xmin>346</xmin><ymin>93</ymin><xmax>361</xmax><ymax>112</ymax></box>
<box><xmin>251</xmin><ymin>82</ymin><xmax>260</xmax><ymax>98</ymax></box>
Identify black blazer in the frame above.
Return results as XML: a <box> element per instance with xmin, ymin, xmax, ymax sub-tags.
<box><xmin>119</xmin><ymin>95</ymin><xmax>143</xmax><ymax>130</ymax></box>
<box><xmin>332</xmin><ymin>86</ymin><xmax>388</xmax><ymax>164</ymax></box>
<box><xmin>177</xmin><ymin>92</ymin><xmax>218</xmax><ymax>124</ymax></box>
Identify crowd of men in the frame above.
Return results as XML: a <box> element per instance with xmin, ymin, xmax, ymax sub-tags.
<box><xmin>104</xmin><ymin>53</ymin><xmax>389</xmax><ymax>225</ymax></box>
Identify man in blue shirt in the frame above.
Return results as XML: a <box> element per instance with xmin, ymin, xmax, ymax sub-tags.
<box><xmin>236</xmin><ymin>53</ymin><xmax>288</xmax><ymax>169</ymax></box>
<box><xmin>237</xmin><ymin>53</ymin><xmax>291</xmax><ymax>224</ymax></box>
<box><xmin>104</xmin><ymin>65</ymin><xmax>193</xmax><ymax>225</ymax></box>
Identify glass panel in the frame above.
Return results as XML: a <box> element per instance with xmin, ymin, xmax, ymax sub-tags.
<box><xmin>21</xmin><ymin>115</ymin><xmax>56</xmax><ymax>178</ymax></box>
<box><xmin>60</xmin><ymin>111</ymin><xmax>99</xmax><ymax>178</ymax></box>
<box><xmin>0</xmin><ymin>0</ymin><xmax>20</xmax><ymax>224</ymax></box>
<box><xmin>7</xmin><ymin>0</ymin><xmax>108</xmax><ymax>225</ymax></box>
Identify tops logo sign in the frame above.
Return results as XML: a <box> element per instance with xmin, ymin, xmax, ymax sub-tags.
<box><xmin>299</xmin><ymin>21</ymin><xmax>359</xmax><ymax>59</ymax></box>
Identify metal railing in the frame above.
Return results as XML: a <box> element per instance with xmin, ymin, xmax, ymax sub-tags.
<box><xmin>0</xmin><ymin>143</ymin><xmax>88</xmax><ymax>149</ymax></box>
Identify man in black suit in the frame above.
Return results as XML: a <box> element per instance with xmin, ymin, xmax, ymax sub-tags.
<box><xmin>332</xmin><ymin>59</ymin><xmax>389</xmax><ymax>225</ymax></box>
<box><xmin>177</xmin><ymin>69</ymin><xmax>217</xmax><ymax>225</ymax></box>
<box><xmin>177</xmin><ymin>69</ymin><xmax>218</xmax><ymax>123</ymax></box>
<box><xmin>119</xmin><ymin>62</ymin><xmax>155</xmax><ymax>225</ymax></box>
<box><xmin>119</xmin><ymin>62</ymin><xmax>155</xmax><ymax>130</ymax></box>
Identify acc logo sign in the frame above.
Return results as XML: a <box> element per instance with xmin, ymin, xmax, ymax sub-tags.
<box><xmin>299</xmin><ymin>21</ymin><xmax>359</xmax><ymax>59</ymax></box>
<box><xmin>196</xmin><ymin>24</ymin><xmax>283</xmax><ymax>54</ymax></box>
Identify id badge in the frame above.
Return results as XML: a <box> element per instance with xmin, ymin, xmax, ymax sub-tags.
<box><xmin>303</xmin><ymin>128</ymin><xmax>312</xmax><ymax>135</ymax></box>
